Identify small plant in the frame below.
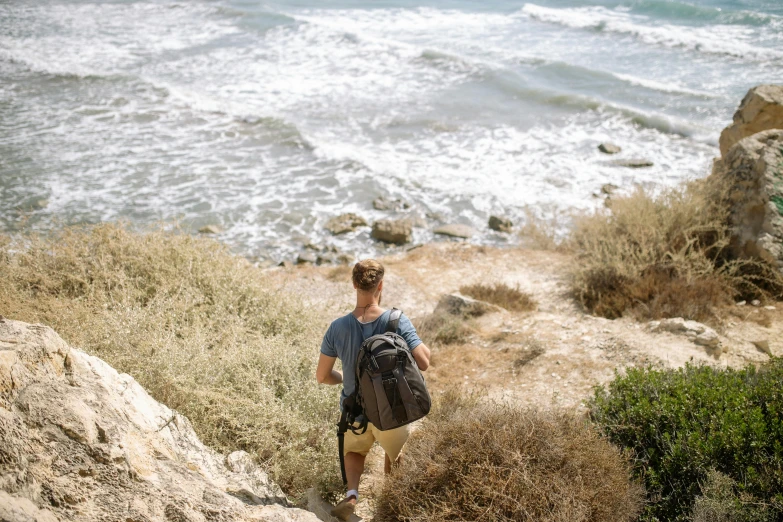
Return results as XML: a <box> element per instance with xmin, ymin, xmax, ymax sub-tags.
<box><xmin>376</xmin><ymin>394</ymin><xmax>644</xmax><ymax>522</ymax></box>
<box><xmin>415</xmin><ymin>310</ymin><xmax>473</xmax><ymax>345</ymax></box>
<box><xmin>691</xmin><ymin>470</ymin><xmax>782</xmax><ymax>522</ymax></box>
<box><xmin>590</xmin><ymin>361</ymin><xmax>783</xmax><ymax>522</ymax></box>
<box><xmin>459</xmin><ymin>282</ymin><xmax>537</xmax><ymax>312</ymax></box>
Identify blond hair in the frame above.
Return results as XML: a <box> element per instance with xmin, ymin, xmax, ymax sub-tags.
<box><xmin>352</xmin><ymin>259</ymin><xmax>384</xmax><ymax>292</ymax></box>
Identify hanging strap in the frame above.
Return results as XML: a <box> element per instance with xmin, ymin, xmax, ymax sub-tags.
<box><xmin>386</xmin><ymin>308</ymin><xmax>403</xmax><ymax>334</ymax></box>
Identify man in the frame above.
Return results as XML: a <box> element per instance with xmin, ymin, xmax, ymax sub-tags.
<box><xmin>316</xmin><ymin>259</ymin><xmax>431</xmax><ymax>520</ymax></box>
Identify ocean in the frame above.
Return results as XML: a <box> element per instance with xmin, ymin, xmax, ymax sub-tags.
<box><xmin>1</xmin><ymin>0</ymin><xmax>781</xmax><ymax>262</ymax></box>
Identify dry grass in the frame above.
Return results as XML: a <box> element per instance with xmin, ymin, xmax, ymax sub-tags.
<box><xmin>459</xmin><ymin>282</ymin><xmax>537</xmax><ymax>312</ymax></box>
<box><xmin>568</xmin><ymin>183</ymin><xmax>783</xmax><ymax>322</ymax></box>
<box><xmin>375</xmin><ymin>391</ymin><xmax>644</xmax><ymax>522</ymax></box>
<box><xmin>414</xmin><ymin>311</ymin><xmax>473</xmax><ymax>346</ymax></box>
<box><xmin>0</xmin><ymin>223</ymin><xmax>342</xmax><ymax>502</ymax></box>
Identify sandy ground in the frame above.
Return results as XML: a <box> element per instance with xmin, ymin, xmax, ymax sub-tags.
<box><xmin>267</xmin><ymin>242</ymin><xmax>782</xmax><ymax>520</ymax></box>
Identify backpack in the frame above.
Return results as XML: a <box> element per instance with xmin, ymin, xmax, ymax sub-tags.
<box><xmin>336</xmin><ymin>308</ymin><xmax>431</xmax><ymax>484</ymax></box>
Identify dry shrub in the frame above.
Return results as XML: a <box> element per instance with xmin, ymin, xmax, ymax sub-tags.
<box><xmin>415</xmin><ymin>311</ymin><xmax>473</xmax><ymax>345</ymax></box>
<box><xmin>375</xmin><ymin>396</ymin><xmax>644</xmax><ymax>522</ymax></box>
<box><xmin>0</xmin><ymin>224</ymin><xmax>341</xmax><ymax>502</ymax></box>
<box><xmin>569</xmin><ymin>183</ymin><xmax>783</xmax><ymax>322</ymax></box>
<box><xmin>459</xmin><ymin>282</ymin><xmax>537</xmax><ymax>311</ymax></box>
<box><xmin>518</xmin><ymin>206</ymin><xmax>568</xmax><ymax>250</ymax></box>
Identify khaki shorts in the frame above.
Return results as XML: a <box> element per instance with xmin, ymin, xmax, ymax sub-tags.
<box><xmin>343</xmin><ymin>422</ymin><xmax>410</xmax><ymax>461</ymax></box>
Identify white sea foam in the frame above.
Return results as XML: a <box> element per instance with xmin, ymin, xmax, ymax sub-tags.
<box><xmin>520</xmin><ymin>3</ymin><xmax>783</xmax><ymax>61</ymax></box>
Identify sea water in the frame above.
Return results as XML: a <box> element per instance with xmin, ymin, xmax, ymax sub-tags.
<box><xmin>1</xmin><ymin>0</ymin><xmax>781</xmax><ymax>261</ymax></box>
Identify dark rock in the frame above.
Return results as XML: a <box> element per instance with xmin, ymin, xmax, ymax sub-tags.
<box><xmin>277</xmin><ymin>261</ymin><xmax>294</xmax><ymax>269</ymax></box>
<box><xmin>601</xmin><ymin>183</ymin><xmax>619</xmax><ymax>196</ymax></box>
<box><xmin>598</xmin><ymin>143</ymin><xmax>621</xmax><ymax>154</ymax></box>
<box><xmin>434</xmin><ymin>224</ymin><xmax>474</xmax><ymax>239</ymax></box>
<box><xmin>614</xmin><ymin>159</ymin><xmax>654</xmax><ymax>168</ymax></box>
<box><xmin>488</xmin><ymin>215</ymin><xmax>513</xmax><ymax>233</ymax></box>
<box><xmin>371</xmin><ymin>219</ymin><xmax>413</xmax><ymax>245</ymax></box>
<box><xmin>324</xmin><ymin>213</ymin><xmax>367</xmax><ymax>235</ymax></box>
<box><xmin>373</xmin><ymin>196</ymin><xmax>410</xmax><ymax>211</ymax></box>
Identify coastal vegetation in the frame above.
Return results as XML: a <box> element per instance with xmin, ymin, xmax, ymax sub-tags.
<box><xmin>376</xmin><ymin>390</ymin><xmax>645</xmax><ymax>522</ymax></box>
<box><xmin>591</xmin><ymin>361</ymin><xmax>783</xmax><ymax>522</ymax></box>
<box><xmin>0</xmin><ymin>224</ymin><xmax>342</xmax><ymax>501</ymax></box>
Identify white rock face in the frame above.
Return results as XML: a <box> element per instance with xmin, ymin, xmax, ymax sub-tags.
<box><xmin>0</xmin><ymin>318</ymin><xmax>319</xmax><ymax>522</ymax></box>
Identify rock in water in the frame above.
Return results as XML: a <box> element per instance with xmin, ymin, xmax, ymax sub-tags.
<box><xmin>198</xmin><ymin>225</ymin><xmax>222</xmax><ymax>234</ymax></box>
<box><xmin>324</xmin><ymin>213</ymin><xmax>368</xmax><ymax>235</ymax></box>
<box><xmin>371</xmin><ymin>219</ymin><xmax>413</xmax><ymax>244</ymax></box>
<box><xmin>372</xmin><ymin>196</ymin><xmax>410</xmax><ymax>211</ymax></box>
<box><xmin>598</xmin><ymin>143</ymin><xmax>621</xmax><ymax>154</ymax></box>
<box><xmin>710</xmin><ymin>129</ymin><xmax>783</xmax><ymax>271</ymax></box>
<box><xmin>0</xmin><ymin>318</ymin><xmax>318</xmax><ymax>522</ymax></box>
<box><xmin>296</xmin><ymin>251</ymin><xmax>317</xmax><ymax>265</ymax></box>
<box><xmin>613</xmin><ymin>158</ymin><xmax>654</xmax><ymax>168</ymax></box>
<box><xmin>719</xmin><ymin>85</ymin><xmax>783</xmax><ymax>157</ymax></box>
<box><xmin>488</xmin><ymin>215</ymin><xmax>513</xmax><ymax>233</ymax></box>
<box><xmin>434</xmin><ymin>224</ymin><xmax>474</xmax><ymax>239</ymax></box>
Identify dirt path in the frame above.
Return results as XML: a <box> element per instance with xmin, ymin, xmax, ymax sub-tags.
<box><xmin>268</xmin><ymin>242</ymin><xmax>782</xmax><ymax>520</ymax></box>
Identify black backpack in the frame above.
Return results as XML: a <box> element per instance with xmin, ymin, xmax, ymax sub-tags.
<box><xmin>336</xmin><ymin>308</ymin><xmax>431</xmax><ymax>484</ymax></box>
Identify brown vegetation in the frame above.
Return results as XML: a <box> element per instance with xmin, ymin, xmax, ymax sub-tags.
<box><xmin>568</xmin><ymin>183</ymin><xmax>783</xmax><ymax>322</ymax></box>
<box><xmin>375</xmin><ymin>392</ymin><xmax>644</xmax><ymax>522</ymax></box>
<box><xmin>414</xmin><ymin>310</ymin><xmax>474</xmax><ymax>345</ymax></box>
<box><xmin>459</xmin><ymin>282</ymin><xmax>537</xmax><ymax>311</ymax></box>
<box><xmin>0</xmin><ymin>224</ymin><xmax>341</xmax><ymax>502</ymax></box>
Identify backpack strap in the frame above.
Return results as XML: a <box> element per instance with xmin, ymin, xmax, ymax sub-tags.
<box><xmin>386</xmin><ymin>308</ymin><xmax>403</xmax><ymax>334</ymax></box>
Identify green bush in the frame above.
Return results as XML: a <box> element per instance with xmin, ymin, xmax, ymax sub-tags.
<box><xmin>590</xmin><ymin>361</ymin><xmax>783</xmax><ymax>522</ymax></box>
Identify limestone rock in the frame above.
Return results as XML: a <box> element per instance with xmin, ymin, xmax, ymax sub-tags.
<box><xmin>435</xmin><ymin>293</ymin><xmax>502</xmax><ymax>317</ymax></box>
<box><xmin>613</xmin><ymin>158</ymin><xmax>654</xmax><ymax>168</ymax></box>
<box><xmin>598</xmin><ymin>143</ymin><xmax>621</xmax><ymax>154</ymax></box>
<box><xmin>371</xmin><ymin>219</ymin><xmax>413</xmax><ymax>244</ymax></box>
<box><xmin>373</xmin><ymin>196</ymin><xmax>410</xmax><ymax>211</ymax></box>
<box><xmin>752</xmin><ymin>339</ymin><xmax>771</xmax><ymax>355</ymax></box>
<box><xmin>324</xmin><ymin>213</ymin><xmax>367</xmax><ymax>235</ymax></box>
<box><xmin>719</xmin><ymin>85</ymin><xmax>783</xmax><ymax>157</ymax></box>
<box><xmin>649</xmin><ymin>318</ymin><xmax>721</xmax><ymax>350</ymax></box>
<box><xmin>198</xmin><ymin>225</ymin><xmax>222</xmax><ymax>234</ymax></box>
<box><xmin>296</xmin><ymin>251</ymin><xmax>317</xmax><ymax>265</ymax></box>
<box><xmin>434</xmin><ymin>224</ymin><xmax>474</xmax><ymax>239</ymax></box>
<box><xmin>709</xmin><ymin>129</ymin><xmax>783</xmax><ymax>270</ymax></box>
<box><xmin>488</xmin><ymin>215</ymin><xmax>513</xmax><ymax>233</ymax></box>
<box><xmin>0</xmin><ymin>318</ymin><xmax>318</xmax><ymax>522</ymax></box>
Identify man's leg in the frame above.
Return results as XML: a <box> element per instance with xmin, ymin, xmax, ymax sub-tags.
<box><xmin>344</xmin><ymin>452</ymin><xmax>366</xmax><ymax>496</ymax></box>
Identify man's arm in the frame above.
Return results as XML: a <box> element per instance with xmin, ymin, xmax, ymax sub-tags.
<box><xmin>411</xmin><ymin>343</ymin><xmax>431</xmax><ymax>371</ymax></box>
<box><xmin>316</xmin><ymin>353</ymin><xmax>343</xmax><ymax>385</ymax></box>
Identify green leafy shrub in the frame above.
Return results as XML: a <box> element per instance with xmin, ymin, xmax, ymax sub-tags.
<box><xmin>375</xmin><ymin>392</ymin><xmax>644</xmax><ymax>522</ymax></box>
<box><xmin>590</xmin><ymin>361</ymin><xmax>783</xmax><ymax>522</ymax></box>
<box><xmin>0</xmin><ymin>224</ymin><xmax>341</xmax><ymax>502</ymax></box>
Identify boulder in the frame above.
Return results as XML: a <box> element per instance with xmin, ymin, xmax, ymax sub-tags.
<box><xmin>434</xmin><ymin>224</ymin><xmax>474</xmax><ymax>239</ymax></box>
<box><xmin>0</xmin><ymin>318</ymin><xmax>318</xmax><ymax>522</ymax></box>
<box><xmin>296</xmin><ymin>251</ymin><xmax>317</xmax><ymax>265</ymax></box>
<box><xmin>488</xmin><ymin>215</ymin><xmax>513</xmax><ymax>233</ymax></box>
<box><xmin>719</xmin><ymin>85</ymin><xmax>783</xmax><ymax>157</ymax></box>
<box><xmin>373</xmin><ymin>196</ymin><xmax>410</xmax><ymax>211</ymax></box>
<box><xmin>198</xmin><ymin>225</ymin><xmax>222</xmax><ymax>234</ymax></box>
<box><xmin>613</xmin><ymin>158</ymin><xmax>654</xmax><ymax>168</ymax></box>
<box><xmin>752</xmin><ymin>339</ymin><xmax>772</xmax><ymax>355</ymax></box>
<box><xmin>598</xmin><ymin>143</ymin><xmax>622</xmax><ymax>154</ymax></box>
<box><xmin>434</xmin><ymin>293</ymin><xmax>502</xmax><ymax>317</ymax></box>
<box><xmin>371</xmin><ymin>219</ymin><xmax>413</xmax><ymax>245</ymax></box>
<box><xmin>601</xmin><ymin>183</ymin><xmax>619</xmax><ymax>196</ymax></box>
<box><xmin>709</xmin><ymin>129</ymin><xmax>783</xmax><ymax>270</ymax></box>
<box><xmin>324</xmin><ymin>213</ymin><xmax>367</xmax><ymax>235</ymax></box>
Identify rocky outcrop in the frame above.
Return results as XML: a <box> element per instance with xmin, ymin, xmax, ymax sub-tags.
<box><xmin>324</xmin><ymin>213</ymin><xmax>367</xmax><ymax>235</ymax></box>
<box><xmin>719</xmin><ymin>85</ymin><xmax>783</xmax><ymax>157</ymax></box>
<box><xmin>598</xmin><ymin>143</ymin><xmax>621</xmax><ymax>155</ymax></box>
<box><xmin>648</xmin><ymin>318</ymin><xmax>721</xmax><ymax>350</ymax></box>
<box><xmin>372</xmin><ymin>197</ymin><xmax>409</xmax><ymax>211</ymax></box>
<box><xmin>613</xmin><ymin>158</ymin><xmax>653</xmax><ymax>168</ymax></box>
<box><xmin>710</xmin><ymin>129</ymin><xmax>783</xmax><ymax>270</ymax></box>
<box><xmin>371</xmin><ymin>219</ymin><xmax>413</xmax><ymax>244</ymax></box>
<box><xmin>435</xmin><ymin>294</ymin><xmax>502</xmax><ymax>317</ymax></box>
<box><xmin>0</xmin><ymin>318</ymin><xmax>319</xmax><ymax>522</ymax></box>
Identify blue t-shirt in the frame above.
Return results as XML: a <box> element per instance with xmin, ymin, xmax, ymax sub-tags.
<box><xmin>321</xmin><ymin>309</ymin><xmax>422</xmax><ymax>410</ymax></box>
